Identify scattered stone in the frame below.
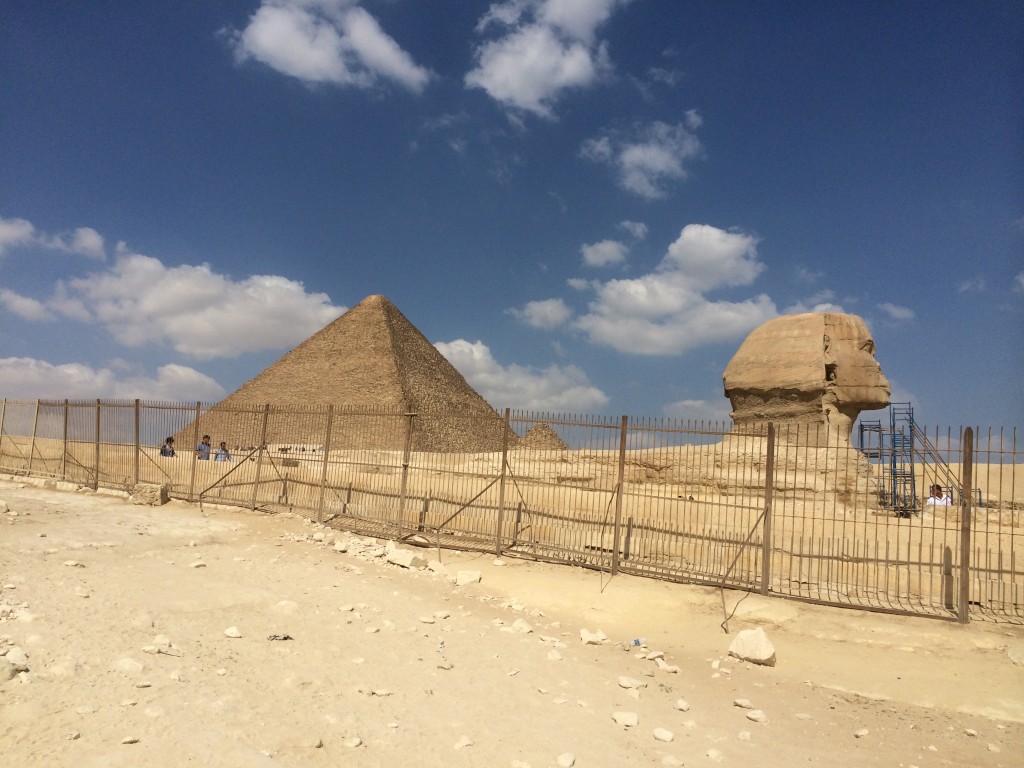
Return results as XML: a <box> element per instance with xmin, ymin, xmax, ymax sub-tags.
<box><xmin>580</xmin><ymin>628</ymin><xmax>607</xmax><ymax>645</ymax></box>
<box><xmin>512</xmin><ymin>618</ymin><xmax>533</xmax><ymax>634</ymax></box>
<box><xmin>964</xmin><ymin>728</ymin><xmax>978</xmax><ymax>737</ymax></box>
<box><xmin>987</xmin><ymin>743</ymin><xmax>1000</xmax><ymax>753</ymax></box>
<box><xmin>653</xmin><ymin>727</ymin><xmax>674</xmax><ymax>742</ymax></box>
<box><xmin>612</xmin><ymin>711</ymin><xmax>639</xmax><ymax>727</ymax></box>
<box><xmin>385</xmin><ymin>542</ymin><xmax>426</xmax><ymax>569</ymax></box>
<box><xmin>344</xmin><ymin>736</ymin><xmax>362</xmax><ymax>748</ymax></box>
<box><xmin>674</xmin><ymin>698</ymin><xmax>690</xmax><ymax>712</ymax></box>
<box><xmin>706</xmin><ymin>748</ymin><xmax>724</xmax><ymax>762</ymax></box>
<box><xmin>547</xmin><ymin>650</ymin><xmax>562</xmax><ymax>661</ymax></box>
<box><xmin>67</xmin><ymin>732</ymin><xmax>81</xmax><ymax>740</ymax></box>
<box><xmin>556</xmin><ymin>753</ymin><xmax>575</xmax><ymax>767</ymax></box>
<box><xmin>135</xmin><ymin>681</ymin><xmax>152</xmax><ymax>688</ymax></box>
<box><xmin>655</xmin><ymin>657</ymin><xmax>680</xmax><ymax>673</ymax></box>
<box><xmin>455</xmin><ymin>570</ymin><xmax>481</xmax><ymax>586</ymax></box>
<box><xmin>493</xmin><ymin>558</ymin><xmax>506</xmax><ymax>567</ymax></box>
<box><xmin>63</xmin><ymin>560</ymin><xmax>84</xmax><ymax>568</ymax></box>
<box><xmin>746</xmin><ymin>710</ymin><xmax>768</xmax><ymax>723</ymax></box>
<box><xmin>794</xmin><ymin>713</ymin><xmax>812</xmax><ymax>720</ymax></box>
<box><xmin>418</xmin><ymin>616</ymin><xmax>436</xmax><ymax>624</ymax></box>
<box><xmin>131</xmin><ymin>483</ymin><xmax>168</xmax><ymax>506</ymax></box>
<box><xmin>733</xmin><ymin>698</ymin><xmax>753</xmax><ymax>709</ymax></box>
<box><xmin>854</xmin><ymin>728</ymin><xmax>869</xmax><ymax>738</ymax></box>
<box><xmin>0</xmin><ymin>660</ymin><xmax>17</xmax><ymax>682</ymax></box>
<box><xmin>728</xmin><ymin>627</ymin><xmax>776</xmax><ymax>667</ymax></box>
<box><xmin>617</xmin><ymin>676</ymin><xmax>645</xmax><ymax>690</ymax></box>
<box><xmin>224</xmin><ymin>626</ymin><xmax>242</xmax><ymax>638</ymax></box>
<box><xmin>188</xmin><ymin>561</ymin><xmax>206</xmax><ymax>568</ymax></box>
<box><xmin>5</xmin><ymin>646</ymin><xmax>29</xmax><ymax>672</ymax></box>
<box><xmin>121</xmin><ymin>736</ymin><xmax>140</xmax><ymax>745</ymax></box>
<box><xmin>454</xmin><ymin>735</ymin><xmax>474</xmax><ymax>750</ymax></box>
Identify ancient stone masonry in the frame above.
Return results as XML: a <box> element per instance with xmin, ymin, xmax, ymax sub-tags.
<box><xmin>722</xmin><ymin>312</ymin><xmax>890</xmax><ymax>441</ymax></box>
<box><xmin>176</xmin><ymin>295</ymin><xmax>513</xmax><ymax>453</ymax></box>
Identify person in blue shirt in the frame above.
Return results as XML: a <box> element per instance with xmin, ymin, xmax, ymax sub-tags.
<box><xmin>159</xmin><ymin>437</ymin><xmax>175</xmax><ymax>457</ymax></box>
<box><xmin>196</xmin><ymin>435</ymin><xmax>212</xmax><ymax>460</ymax></box>
<box><xmin>214</xmin><ymin>442</ymin><xmax>232</xmax><ymax>462</ymax></box>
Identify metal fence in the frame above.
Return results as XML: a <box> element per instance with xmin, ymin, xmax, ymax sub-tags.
<box><xmin>0</xmin><ymin>398</ymin><xmax>1019</xmax><ymax>624</ymax></box>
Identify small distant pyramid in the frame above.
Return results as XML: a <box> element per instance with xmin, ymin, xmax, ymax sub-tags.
<box><xmin>182</xmin><ymin>295</ymin><xmax>511</xmax><ymax>452</ymax></box>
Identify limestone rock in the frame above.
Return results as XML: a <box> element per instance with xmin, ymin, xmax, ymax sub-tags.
<box><xmin>612</xmin><ymin>711</ymin><xmax>639</xmax><ymax>727</ymax></box>
<box><xmin>728</xmin><ymin>627</ymin><xmax>776</xmax><ymax>667</ymax></box>
<box><xmin>131</xmin><ymin>483</ymin><xmax>169</xmax><ymax>506</ymax></box>
<box><xmin>455</xmin><ymin>570</ymin><xmax>481</xmax><ymax>586</ymax></box>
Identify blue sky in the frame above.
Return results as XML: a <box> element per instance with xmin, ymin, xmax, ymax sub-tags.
<box><xmin>1</xmin><ymin>0</ymin><xmax>1021</xmax><ymax>429</ymax></box>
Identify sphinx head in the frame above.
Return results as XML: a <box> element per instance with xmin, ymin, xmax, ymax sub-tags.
<box><xmin>723</xmin><ymin>312</ymin><xmax>890</xmax><ymax>437</ymax></box>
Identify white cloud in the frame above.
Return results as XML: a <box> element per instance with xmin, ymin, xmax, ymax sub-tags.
<box><xmin>46</xmin><ymin>246</ymin><xmax>346</xmax><ymax>359</ymax></box>
<box><xmin>617</xmin><ymin>220</ymin><xmax>647</xmax><ymax>240</ymax></box>
<box><xmin>663</xmin><ymin>397</ymin><xmax>731</xmax><ymax>424</ymax></box>
<box><xmin>782</xmin><ymin>290</ymin><xmax>844</xmax><ymax>314</ymax></box>
<box><xmin>877</xmin><ymin>302</ymin><xmax>915</xmax><ymax>321</ymax></box>
<box><xmin>794</xmin><ymin>265</ymin><xmax>824</xmax><ymax>284</ymax></box>
<box><xmin>0</xmin><ymin>358</ymin><xmax>225</xmax><ymax>401</ymax></box>
<box><xmin>466</xmin><ymin>0</ymin><xmax>632</xmax><ymax>117</ymax></box>
<box><xmin>957</xmin><ymin>276</ymin><xmax>986</xmax><ymax>293</ymax></box>
<box><xmin>580</xmin><ymin>239</ymin><xmax>627</xmax><ymax>267</ymax></box>
<box><xmin>507</xmin><ymin>298</ymin><xmax>572</xmax><ymax>329</ymax></box>
<box><xmin>0</xmin><ymin>216</ymin><xmax>104</xmax><ymax>259</ymax></box>
<box><xmin>0</xmin><ymin>288</ymin><xmax>53</xmax><ymax>321</ymax></box>
<box><xmin>581</xmin><ymin>120</ymin><xmax>702</xmax><ymax>199</ymax></box>
<box><xmin>1015</xmin><ymin>271</ymin><xmax>1024</xmax><ymax>292</ymax></box>
<box><xmin>572</xmin><ymin>224</ymin><xmax>776</xmax><ymax>355</ymax></box>
<box><xmin>229</xmin><ymin>0</ymin><xmax>430</xmax><ymax>92</ymax></box>
<box><xmin>435</xmin><ymin>338</ymin><xmax>608</xmax><ymax>410</ymax></box>
<box><xmin>0</xmin><ymin>216</ymin><xmax>36</xmax><ymax>256</ymax></box>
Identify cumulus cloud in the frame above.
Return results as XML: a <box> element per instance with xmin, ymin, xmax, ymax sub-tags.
<box><xmin>0</xmin><ymin>288</ymin><xmax>53</xmax><ymax>321</ymax></box>
<box><xmin>617</xmin><ymin>220</ymin><xmax>647</xmax><ymax>240</ymax></box>
<box><xmin>1015</xmin><ymin>271</ymin><xmax>1024</xmax><ymax>292</ymax></box>
<box><xmin>507</xmin><ymin>298</ymin><xmax>572</xmax><ymax>330</ymax></box>
<box><xmin>782</xmin><ymin>291</ymin><xmax>845</xmax><ymax>314</ymax></box>
<box><xmin>572</xmin><ymin>224</ymin><xmax>776</xmax><ymax>354</ymax></box>
<box><xmin>0</xmin><ymin>216</ymin><xmax>36</xmax><ymax>256</ymax></box>
<box><xmin>466</xmin><ymin>0</ymin><xmax>633</xmax><ymax>117</ymax></box>
<box><xmin>580</xmin><ymin>120</ymin><xmax>702</xmax><ymax>199</ymax></box>
<box><xmin>0</xmin><ymin>216</ymin><xmax>104</xmax><ymax>259</ymax></box>
<box><xmin>0</xmin><ymin>358</ymin><xmax>225</xmax><ymax>401</ymax></box>
<box><xmin>580</xmin><ymin>239</ymin><xmax>627</xmax><ymax>268</ymax></box>
<box><xmin>663</xmin><ymin>397</ymin><xmax>731</xmax><ymax>424</ymax></box>
<box><xmin>228</xmin><ymin>0</ymin><xmax>430</xmax><ymax>92</ymax></box>
<box><xmin>435</xmin><ymin>338</ymin><xmax>608</xmax><ymax>411</ymax></box>
<box><xmin>40</xmin><ymin>245</ymin><xmax>347</xmax><ymax>359</ymax></box>
<box><xmin>877</xmin><ymin>302</ymin><xmax>915</xmax><ymax>321</ymax></box>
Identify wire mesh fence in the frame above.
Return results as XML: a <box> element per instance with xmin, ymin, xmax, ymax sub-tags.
<box><xmin>0</xmin><ymin>398</ymin><xmax>1020</xmax><ymax>624</ymax></box>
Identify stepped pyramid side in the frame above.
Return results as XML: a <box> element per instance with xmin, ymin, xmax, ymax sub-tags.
<box><xmin>177</xmin><ymin>295</ymin><xmax>512</xmax><ymax>452</ymax></box>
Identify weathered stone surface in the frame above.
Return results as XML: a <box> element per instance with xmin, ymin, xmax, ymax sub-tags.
<box><xmin>723</xmin><ymin>312</ymin><xmax>890</xmax><ymax>439</ymax></box>
<box><xmin>131</xmin><ymin>483</ymin><xmax>168</xmax><ymax>506</ymax></box>
<box><xmin>728</xmin><ymin>627</ymin><xmax>777</xmax><ymax>667</ymax></box>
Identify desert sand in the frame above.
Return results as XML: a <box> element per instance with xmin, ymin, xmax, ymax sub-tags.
<box><xmin>1</xmin><ymin>476</ymin><xmax>1022</xmax><ymax>768</ymax></box>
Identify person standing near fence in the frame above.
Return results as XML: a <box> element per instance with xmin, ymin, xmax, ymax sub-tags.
<box><xmin>925</xmin><ymin>484</ymin><xmax>952</xmax><ymax>506</ymax></box>
<box><xmin>214</xmin><ymin>441</ymin><xmax>232</xmax><ymax>462</ymax></box>
<box><xmin>159</xmin><ymin>437</ymin><xmax>175</xmax><ymax>457</ymax></box>
<box><xmin>196</xmin><ymin>435</ymin><xmax>212</xmax><ymax>460</ymax></box>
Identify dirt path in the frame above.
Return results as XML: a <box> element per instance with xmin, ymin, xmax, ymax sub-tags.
<box><xmin>1</xmin><ymin>477</ymin><xmax>1021</xmax><ymax>767</ymax></box>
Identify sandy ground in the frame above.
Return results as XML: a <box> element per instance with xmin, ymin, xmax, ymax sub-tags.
<box><xmin>1</xmin><ymin>477</ymin><xmax>1022</xmax><ymax>768</ymax></box>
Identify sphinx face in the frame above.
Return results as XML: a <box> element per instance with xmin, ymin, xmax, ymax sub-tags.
<box><xmin>824</xmin><ymin>314</ymin><xmax>890</xmax><ymax>410</ymax></box>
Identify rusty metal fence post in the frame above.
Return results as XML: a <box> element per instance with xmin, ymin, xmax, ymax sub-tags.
<box><xmin>316</xmin><ymin>405</ymin><xmax>334</xmax><ymax>524</ymax></box>
<box><xmin>188</xmin><ymin>401</ymin><xmax>201</xmax><ymax>502</ymax></box>
<box><xmin>495</xmin><ymin>408</ymin><xmax>512</xmax><ymax>556</ymax></box>
<box><xmin>396</xmin><ymin>412</ymin><xmax>416</xmax><ymax>537</ymax></box>
<box><xmin>61</xmin><ymin>400</ymin><xmax>68</xmax><ymax>480</ymax></box>
<box><xmin>958</xmin><ymin>427</ymin><xmax>974</xmax><ymax>624</ymax></box>
<box><xmin>610</xmin><ymin>415</ymin><xmax>628</xmax><ymax>576</ymax></box>
<box><xmin>249</xmin><ymin>404</ymin><xmax>270</xmax><ymax>511</ymax></box>
<box><xmin>760</xmin><ymin>423</ymin><xmax>776</xmax><ymax>595</ymax></box>
<box><xmin>133</xmin><ymin>399</ymin><xmax>140</xmax><ymax>487</ymax></box>
<box><xmin>93</xmin><ymin>399</ymin><xmax>101</xmax><ymax>490</ymax></box>
<box><xmin>28</xmin><ymin>400</ymin><xmax>40</xmax><ymax>475</ymax></box>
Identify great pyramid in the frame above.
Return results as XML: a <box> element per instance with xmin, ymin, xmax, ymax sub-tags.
<box><xmin>178</xmin><ymin>295</ymin><xmax>512</xmax><ymax>453</ymax></box>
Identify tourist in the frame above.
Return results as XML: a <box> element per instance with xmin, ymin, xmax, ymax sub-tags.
<box><xmin>196</xmin><ymin>434</ymin><xmax>212</xmax><ymax>460</ymax></box>
<box><xmin>925</xmin><ymin>484</ymin><xmax>952</xmax><ymax>506</ymax></box>
<box><xmin>159</xmin><ymin>437</ymin><xmax>175</xmax><ymax>457</ymax></box>
<box><xmin>214</xmin><ymin>441</ymin><xmax>232</xmax><ymax>462</ymax></box>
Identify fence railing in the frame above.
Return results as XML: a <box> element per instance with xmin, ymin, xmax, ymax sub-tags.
<box><xmin>0</xmin><ymin>398</ymin><xmax>1020</xmax><ymax>624</ymax></box>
